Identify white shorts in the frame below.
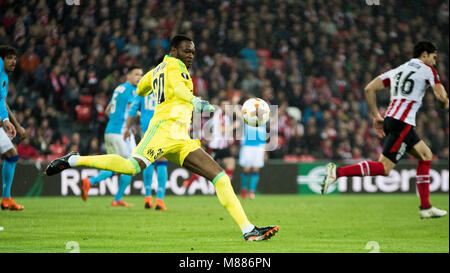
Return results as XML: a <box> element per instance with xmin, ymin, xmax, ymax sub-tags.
<box><xmin>0</xmin><ymin>127</ymin><xmax>14</xmax><ymax>154</ymax></box>
<box><xmin>104</xmin><ymin>133</ymin><xmax>136</xmax><ymax>158</ymax></box>
<box><xmin>239</xmin><ymin>145</ymin><xmax>265</xmax><ymax>168</ymax></box>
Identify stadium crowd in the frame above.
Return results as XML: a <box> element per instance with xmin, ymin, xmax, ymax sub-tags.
<box><xmin>1</xmin><ymin>0</ymin><xmax>448</xmax><ymax>163</ymax></box>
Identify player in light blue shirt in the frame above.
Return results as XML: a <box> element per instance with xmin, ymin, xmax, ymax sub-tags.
<box><xmin>0</xmin><ymin>45</ymin><xmax>27</xmax><ymax>210</ymax></box>
<box><xmin>125</xmin><ymin>92</ymin><xmax>169</xmax><ymax>210</ymax></box>
<box><xmin>104</xmin><ymin>82</ymin><xmax>136</xmax><ymax>135</ymax></box>
<box><xmin>80</xmin><ymin>66</ymin><xmax>143</xmax><ymax>207</ymax></box>
<box><xmin>0</xmin><ymin>56</ymin><xmax>10</xmax><ymax>123</ymax></box>
<box><xmin>239</xmin><ymin>123</ymin><xmax>267</xmax><ymax>199</ymax></box>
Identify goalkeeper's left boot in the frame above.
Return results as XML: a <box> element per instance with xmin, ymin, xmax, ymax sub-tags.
<box><xmin>111</xmin><ymin>200</ymin><xmax>133</xmax><ymax>207</ymax></box>
<box><xmin>419</xmin><ymin>206</ymin><xmax>447</xmax><ymax>219</ymax></box>
<box><xmin>321</xmin><ymin>162</ymin><xmax>337</xmax><ymax>194</ymax></box>
<box><xmin>45</xmin><ymin>151</ymin><xmax>79</xmax><ymax>176</ymax></box>
<box><xmin>155</xmin><ymin>198</ymin><xmax>167</xmax><ymax>211</ymax></box>
<box><xmin>244</xmin><ymin>226</ymin><xmax>279</xmax><ymax>241</ymax></box>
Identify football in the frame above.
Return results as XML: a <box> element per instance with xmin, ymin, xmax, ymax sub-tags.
<box><xmin>242</xmin><ymin>98</ymin><xmax>270</xmax><ymax>127</ymax></box>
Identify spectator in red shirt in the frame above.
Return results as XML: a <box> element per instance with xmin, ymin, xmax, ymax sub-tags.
<box><xmin>19</xmin><ymin>46</ymin><xmax>40</xmax><ymax>72</ymax></box>
<box><xmin>17</xmin><ymin>137</ymin><xmax>39</xmax><ymax>160</ymax></box>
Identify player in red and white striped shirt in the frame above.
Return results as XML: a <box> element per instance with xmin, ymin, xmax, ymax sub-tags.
<box><xmin>183</xmin><ymin>99</ymin><xmax>236</xmax><ymax>188</ymax></box>
<box><xmin>322</xmin><ymin>41</ymin><xmax>449</xmax><ymax>219</ymax></box>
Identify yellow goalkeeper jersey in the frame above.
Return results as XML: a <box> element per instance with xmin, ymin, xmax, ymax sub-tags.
<box><xmin>137</xmin><ymin>55</ymin><xmax>194</xmax><ymax>127</ymax></box>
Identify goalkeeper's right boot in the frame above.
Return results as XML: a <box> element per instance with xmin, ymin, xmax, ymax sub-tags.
<box><xmin>81</xmin><ymin>178</ymin><xmax>91</xmax><ymax>201</ymax></box>
<box><xmin>419</xmin><ymin>206</ymin><xmax>447</xmax><ymax>219</ymax></box>
<box><xmin>321</xmin><ymin>162</ymin><xmax>337</xmax><ymax>195</ymax></box>
<box><xmin>244</xmin><ymin>226</ymin><xmax>279</xmax><ymax>241</ymax></box>
<box><xmin>45</xmin><ymin>151</ymin><xmax>79</xmax><ymax>176</ymax></box>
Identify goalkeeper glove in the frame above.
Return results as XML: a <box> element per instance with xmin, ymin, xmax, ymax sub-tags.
<box><xmin>190</xmin><ymin>97</ymin><xmax>215</xmax><ymax>113</ymax></box>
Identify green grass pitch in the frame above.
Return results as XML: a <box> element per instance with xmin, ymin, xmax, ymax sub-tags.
<box><xmin>0</xmin><ymin>194</ymin><xmax>448</xmax><ymax>253</ymax></box>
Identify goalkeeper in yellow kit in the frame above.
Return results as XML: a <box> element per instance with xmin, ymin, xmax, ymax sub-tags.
<box><xmin>46</xmin><ymin>35</ymin><xmax>279</xmax><ymax>241</ymax></box>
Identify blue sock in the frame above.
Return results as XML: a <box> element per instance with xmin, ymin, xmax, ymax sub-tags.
<box><xmin>90</xmin><ymin>170</ymin><xmax>114</xmax><ymax>185</ymax></box>
<box><xmin>143</xmin><ymin>165</ymin><xmax>153</xmax><ymax>197</ymax></box>
<box><xmin>241</xmin><ymin>172</ymin><xmax>249</xmax><ymax>190</ymax></box>
<box><xmin>249</xmin><ymin>172</ymin><xmax>259</xmax><ymax>192</ymax></box>
<box><xmin>156</xmin><ymin>162</ymin><xmax>168</xmax><ymax>200</ymax></box>
<box><xmin>2</xmin><ymin>155</ymin><xmax>19</xmax><ymax>198</ymax></box>
<box><xmin>114</xmin><ymin>174</ymin><xmax>132</xmax><ymax>201</ymax></box>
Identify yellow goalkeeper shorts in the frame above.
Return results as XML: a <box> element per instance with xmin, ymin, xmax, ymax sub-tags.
<box><xmin>132</xmin><ymin>119</ymin><xmax>201</xmax><ymax>166</ymax></box>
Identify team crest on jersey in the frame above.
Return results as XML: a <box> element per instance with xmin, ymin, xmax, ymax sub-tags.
<box><xmin>181</xmin><ymin>73</ymin><xmax>189</xmax><ymax>80</ymax></box>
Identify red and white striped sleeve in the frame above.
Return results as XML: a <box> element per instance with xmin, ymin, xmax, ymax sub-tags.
<box><xmin>378</xmin><ymin>69</ymin><xmax>395</xmax><ymax>88</ymax></box>
<box><xmin>424</xmin><ymin>64</ymin><xmax>441</xmax><ymax>86</ymax></box>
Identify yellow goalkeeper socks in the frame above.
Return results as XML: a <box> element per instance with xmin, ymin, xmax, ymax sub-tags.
<box><xmin>70</xmin><ymin>154</ymin><xmax>141</xmax><ymax>175</ymax></box>
<box><xmin>213</xmin><ymin>171</ymin><xmax>254</xmax><ymax>234</ymax></box>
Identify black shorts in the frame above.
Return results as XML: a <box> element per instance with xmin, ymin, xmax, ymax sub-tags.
<box><xmin>382</xmin><ymin>117</ymin><xmax>421</xmax><ymax>163</ymax></box>
<box><xmin>208</xmin><ymin>147</ymin><xmax>232</xmax><ymax>161</ymax></box>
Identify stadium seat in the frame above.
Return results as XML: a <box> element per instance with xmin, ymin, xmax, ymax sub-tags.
<box><xmin>49</xmin><ymin>141</ymin><xmax>66</xmax><ymax>158</ymax></box>
<box><xmin>62</xmin><ymin>135</ymin><xmax>70</xmax><ymax>145</ymax></box>
<box><xmin>257</xmin><ymin>49</ymin><xmax>273</xmax><ymax>69</ymax></box>
<box><xmin>283</xmin><ymin>155</ymin><xmax>299</xmax><ymax>162</ymax></box>
<box><xmin>37</xmin><ymin>155</ymin><xmax>47</xmax><ymax>162</ymax></box>
<box><xmin>256</xmin><ymin>49</ymin><xmax>270</xmax><ymax>58</ymax></box>
<box><xmin>298</xmin><ymin>155</ymin><xmax>316</xmax><ymax>162</ymax></box>
<box><xmin>313</xmin><ymin>77</ymin><xmax>327</xmax><ymax>88</ymax></box>
<box><xmin>46</xmin><ymin>154</ymin><xmax>60</xmax><ymax>162</ymax></box>
<box><xmin>79</xmin><ymin>94</ymin><xmax>94</xmax><ymax>105</ymax></box>
<box><xmin>75</xmin><ymin>104</ymin><xmax>91</xmax><ymax>124</ymax></box>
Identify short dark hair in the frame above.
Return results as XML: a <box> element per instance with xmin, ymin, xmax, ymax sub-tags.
<box><xmin>170</xmin><ymin>34</ymin><xmax>192</xmax><ymax>49</ymax></box>
<box><xmin>0</xmin><ymin>45</ymin><xmax>18</xmax><ymax>59</ymax></box>
<box><xmin>127</xmin><ymin>65</ymin><xmax>142</xmax><ymax>73</ymax></box>
<box><xmin>413</xmin><ymin>41</ymin><xmax>437</xmax><ymax>58</ymax></box>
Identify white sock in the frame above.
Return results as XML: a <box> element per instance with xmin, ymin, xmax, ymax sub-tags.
<box><xmin>241</xmin><ymin>224</ymin><xmax>255</xmax><ymax>234</ymax></box>
<box><xmin>68</xmin><ymin>155</ymin><xmax>79</xmax><ymax>167</ymax></box>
